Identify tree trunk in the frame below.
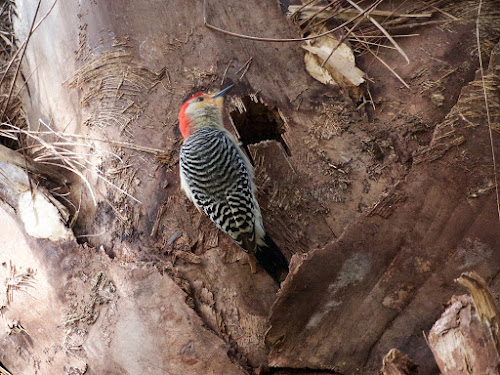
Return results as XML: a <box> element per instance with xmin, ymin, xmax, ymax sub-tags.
<box><xmin>1</xmin><ymin>0</ymin><xmax>500</xmax><ymax>374</ymax></box>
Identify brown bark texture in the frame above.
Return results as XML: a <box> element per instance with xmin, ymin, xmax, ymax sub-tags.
<box><xmin>428</xmin><ymin>272</ymin><xmax>500</xmax><ymax>375</ymax></box>
<box><xmin>380</xmin><ymin>349</ymin><xmax>418</xmax><ymax>375</ymax></box>
<box><xmin>0</xmin><ymin>0</ymin><xmax>499</xmax><ymax>374</ymax></box>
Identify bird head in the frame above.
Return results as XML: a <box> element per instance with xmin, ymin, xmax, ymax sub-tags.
<box><xmin>178</xmin><ymin>84</ymin><xmax>234</xmax><ymax>139</ymax></box>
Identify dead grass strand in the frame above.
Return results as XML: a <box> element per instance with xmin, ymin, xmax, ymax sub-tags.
<box><xmin>476</xmin><ymin>0</ymin><xmax>500</xmax><ymax>224</ymax></box>
<box><xmin>345</xmin><ymin>0</ymin><xmax>409</xmax><ymax>63</ymax></box>
<box><xmin>351</xmin><ymin>33</ymin><xmax>409</xmax><ymax>88</ymax></box>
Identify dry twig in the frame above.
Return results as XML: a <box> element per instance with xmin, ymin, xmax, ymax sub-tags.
<box><xmin>203</xmin><ymin>0</ymin><xmax>384</xmax><ymax>43</ymax></box>
<box><xmin>350</xmin><ymin>33</ymin><xmax>409</xmax><ymax>88</ymax></box>
<box><xmin>345</xmin><ymin>0</ymin><xmax>409</xmax><ymax>63</ymax></box>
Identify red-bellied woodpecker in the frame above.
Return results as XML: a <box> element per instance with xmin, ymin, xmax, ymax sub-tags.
<box><xmin>178</xmin><ymin>85</ymin><xmax>288</xmax><ymax>282</ymax></box>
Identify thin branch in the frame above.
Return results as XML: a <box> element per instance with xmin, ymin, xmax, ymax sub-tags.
<box><xmin>320</xmin><ymin>12</ymin><xmax>368</xmax><ymax>68</ymax></box>
<box><xmin>351</xmin><ymin>33</ymin><xmax>409</xmax><ymax>88</ymax></box>
<box><xmin>350</xmin><ymin>33</ymin><xmax>420</xmax><ymax>38</ymax></box>
<box><xmin>203</xmin><ymin>0</ymin><xmax>382</xmax><ymax>43</ymax></box>
<box><xmin>345</xmin><ymin>0</ymin><xmax>410</xmax><ymax>63</ymax></box>
<box><xmin>307</xmin><ymin>1</ymin><xmax>348</xmax><ymax>30</ymax></box>
<box><xmin>418</xmin><ymin>0</ymin><xmax>458</xmax><ymax>21</ymax></box>
<box><xmin>288</xmin><ymin>0</ymin><xmax>320</xmax><ymax>19</ymax></box>
<box><xmin>299</xmin><ymin>0</ymin><xmax>338</xmax><ymax>29</ymax></box>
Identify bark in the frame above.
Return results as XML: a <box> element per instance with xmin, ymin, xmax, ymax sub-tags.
<box><xmin>0</xmin><ymin>0</ymin><xmax>499</xmax><ymax>374</ymax></box>
<box><xmin>380</xmin><ymin>349</ymin><xmax>418</xmax><ymax>375</ymax></box>
<box><xmin>428</xmin><ymin>273</ymin><xmax>500</xmax><ymax>375</ymax></box>
<box><xmin>267</xmin><ymin>10</ymin><xmax>500</xmax><ymax>375</ymax></box>
<box><xmin>0</xmin><ymin>201</ymin><xmax>247</xmax><ymax>374</ymax></box>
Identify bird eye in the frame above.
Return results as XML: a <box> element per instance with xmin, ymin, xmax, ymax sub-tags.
<box><xmin>197</xmin><ymin>97</ymin><xmax>204</xmax><ymax>102</ymax></box>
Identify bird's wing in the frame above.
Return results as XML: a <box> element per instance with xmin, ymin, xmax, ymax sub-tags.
<box><xmin>224</xmin><ymin>189</ymin><xmax>257</xmax><ymax>252</ymax></box>
<box><xmin>180</xmin><ymin>129</ymin><xmax>259</xmax><ymax>252</ymax></box>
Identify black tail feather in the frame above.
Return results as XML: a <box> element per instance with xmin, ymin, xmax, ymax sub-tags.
<box><xmin>255</xmin><ymin>234</ymin><xmax>289</xmax><ymax>284</ymax></box>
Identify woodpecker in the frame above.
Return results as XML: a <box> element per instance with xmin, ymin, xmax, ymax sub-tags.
<box><xmin>178</xmin><ymin>85</ymin><xmax>289</xmax><ymax>282</ymax></box>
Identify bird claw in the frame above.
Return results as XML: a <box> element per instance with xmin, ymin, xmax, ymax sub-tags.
<box><xmin>247</xmin><ymin>254</ymin><xmax>258</xmax><ymax>274</ymax></box>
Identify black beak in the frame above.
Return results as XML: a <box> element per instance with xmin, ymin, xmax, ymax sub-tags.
<box><xmin>212</xmin><ymin>84</ymin><xmax>235</xmax><ymax>98</ymax></box>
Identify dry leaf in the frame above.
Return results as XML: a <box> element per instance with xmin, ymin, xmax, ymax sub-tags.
<box><xmin>303</xmin><ymin>52</ymin><xmax>336</xmax><ymax>85</ymax></box>
<box><xmin>302</xmin><ymin>41</ymin><xmax>365</xmax><ymax>87</ymax></box>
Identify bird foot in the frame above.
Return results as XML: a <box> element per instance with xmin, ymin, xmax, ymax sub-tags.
<box><xmin>247</xmin><ymin>254</ymin><xmax>258</xmax><ymax>274</ymax></box>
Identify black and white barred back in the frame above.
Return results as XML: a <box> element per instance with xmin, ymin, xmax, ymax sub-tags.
<box><xmin>179</xmin><ymin>127</ymin><xmax>262</xmax><ymax>252</ymax></box>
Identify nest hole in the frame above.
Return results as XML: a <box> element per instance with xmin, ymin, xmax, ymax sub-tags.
<box><xmin>229</xmin><ymin>96</ymin><xmax>290</xmax><ymax>161</ymax></box>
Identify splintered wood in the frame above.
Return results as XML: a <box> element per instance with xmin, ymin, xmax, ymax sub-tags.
<box><xmin>380</xmin><ymin>349</ymin><xmax>418</xmax><ymax>375</ymax></box>
<box><xmin>428</xmin><ymin>272</ymin><xmax>500</xmax><ymax>375</ymax></box>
